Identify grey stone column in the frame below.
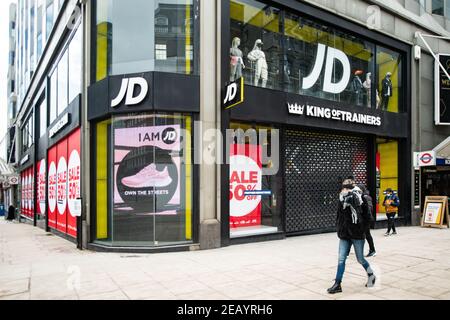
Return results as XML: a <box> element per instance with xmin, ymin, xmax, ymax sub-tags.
<box><xmin>81</xmin><ymin>0</ymin><xmax>91</xmax><ymax>248</ymax></box>
<box><xmin>199</xmin><ymin>0</ymin><xmax>221</xmax><ymax>250</ymax></box>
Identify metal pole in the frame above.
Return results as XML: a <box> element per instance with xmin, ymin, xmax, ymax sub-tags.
<box><xmin>416</xmin><ymin>32</ymin><xmax>450</xmax><ymax>81</ymax></box>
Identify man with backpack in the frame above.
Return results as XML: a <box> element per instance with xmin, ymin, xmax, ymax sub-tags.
<box><xmin>358</xmin><ymin>185</ymin><xmax>376</xmax><ymax>257</ymax></box>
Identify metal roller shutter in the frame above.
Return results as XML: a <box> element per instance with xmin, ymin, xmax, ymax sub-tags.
<box><xmin>285</xmin><ymin>130</ymin><xmax>368</xmax><ymax>234</ymax></box>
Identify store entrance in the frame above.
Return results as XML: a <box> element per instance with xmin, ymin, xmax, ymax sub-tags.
<box><xmin>284</xmin><ymin>130</ymin><xmax>369</xmax><ymax>234</ymax></box>
<box><xmin>421</xmin><ymin>168</ymin><xmax>450</xmax><ymax>211</ymax></box>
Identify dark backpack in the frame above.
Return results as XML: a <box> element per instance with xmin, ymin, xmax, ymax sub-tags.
<box><xmin>362</xmin><ymin>194</ymin><xmax>374</xmax><ymax>223</ymax></box>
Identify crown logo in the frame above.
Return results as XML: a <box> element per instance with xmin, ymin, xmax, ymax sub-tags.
<box><xmin>288</xmin><ymin>103</ymin><xmax>305</xmax><ymax>115</ymax></box>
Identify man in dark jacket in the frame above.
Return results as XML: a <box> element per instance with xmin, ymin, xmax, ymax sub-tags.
<box><xmin>328</xmin><ymin>178</ymin><xmax>376</xmax><ymax>294</ymax></box>
<box><xmin>358</xmin><ymin>185</ymin><xmax>376</xmax><ymax>257</ymax></box>
<box><xmin>7</xmin><ymin>205</ymin><xmax>16</xmax><ymax>221</ymax></box>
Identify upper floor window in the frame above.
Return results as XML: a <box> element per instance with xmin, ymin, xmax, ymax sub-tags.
<box><xmin>49</xmin><ymin>21</ymin><xmax>83</xmax><ymax>124</ymax></box>
<box><xmin>94</xmin><ymin>0</ymin><xmax>198</xmax><ymax>82</ymax></box>
<box><xmin>21</xmin><ymin>113</ymin><xmax>34</xmax><ymax>153</ymax></box>
<box><xmin>432</xmin><ymin>0</ymin><xmax>445</xmax><ymax>15</ymax></box>
<box><xmin>230</xmin><ymin>0</ymin><xmax>405</xmax><ymax>113</ymax></box>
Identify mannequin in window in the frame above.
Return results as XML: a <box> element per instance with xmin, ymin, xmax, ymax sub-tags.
<box><xmin>230</xmin><ymin>37</ymin><xmax>245</xmax><ymax>82</ymax></box>
<box><xmin>247</xmin><ymin>39</ymin><xmax>268</xmax><ymax>88</ymax></box>
<box><xmin>351</xmin><ymin>70</ymin><xmax>364</xmax><ymax>106</ymax></box>
<box><xmin>380</xmin><ymin>72</ymin><xmax>393</xmax><ymax>111</ymax></box>
<box><xmin>363</xmin><ymin>72</ymin><xmax>372</xmax><ymax>108</ymax></box>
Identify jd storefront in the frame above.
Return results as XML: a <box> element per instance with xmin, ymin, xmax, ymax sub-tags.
<box><xmin>220</xmin><ymin>0</ymin><xmax>412</xmax><ymax>245</ymax></box>
<box><xmin>88</xmin><ymin>0</ymin><xmax>199</xmax><ymax>251</ymax></box>
<box><xmin>88</xmin><ymin>73</ymin><xmax>199</xmax><ymax>251</ymax></box>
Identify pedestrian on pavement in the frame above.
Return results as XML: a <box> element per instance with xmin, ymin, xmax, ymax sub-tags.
<box><xmin>358</xmin><ymin>184</ymin><xmax>376</xmax><ymax>257</ymax></box>
<box><xmin>7</xmin><ymin>205</ymin><xmax>15</xmax><ymax>221</ymax></box>
<box><xmin>383</xmin><ymin>188</ymin><xmax>400</xmax><ymax>236</ymax></box>
<box><xmin>328</xmin><ymin>177</ymin><xmax>376</xmax><ymax>294</ymax></box>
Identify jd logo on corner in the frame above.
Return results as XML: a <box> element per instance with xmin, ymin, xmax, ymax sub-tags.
<box><xmin>111</xmin><ymin>77</ymin><xmax>149</xmax><ymax>108</ymax></box>
<box><xmin>223</xmin><ymin>77</ymin><xmax>244</xmax><ymax>110</ymax></box>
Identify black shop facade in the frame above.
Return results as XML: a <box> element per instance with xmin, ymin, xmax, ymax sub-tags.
<box><xmin>220</xmin><ymin>0</ymin><xmax>412</xmax><ymax>245</ymax></box>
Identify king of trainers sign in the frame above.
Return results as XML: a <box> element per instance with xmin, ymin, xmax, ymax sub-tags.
<box><xmin>288</xmin><ymin>102</ymin><xmax>382</xmax><ymax>127</ymax></box>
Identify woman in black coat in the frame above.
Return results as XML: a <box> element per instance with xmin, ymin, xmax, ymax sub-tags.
<box><xmin>328</xmin><ymin>179</ymin><xmax>377</xmax><ymax>294</ymax></box>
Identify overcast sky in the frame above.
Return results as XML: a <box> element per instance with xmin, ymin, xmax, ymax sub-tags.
<box><xmin>0</xmin><ymin>0</ymin><xmax>16</xmax><ymax>161</ymax></box>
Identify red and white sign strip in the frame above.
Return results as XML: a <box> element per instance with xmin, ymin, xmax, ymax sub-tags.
<box><xmin>67</xmin><ymin>129</ymin><xmax>81</xmax><ymax>237</ymax></box>
<box><xmin>20</xmin><ymin>167</ymin><xmax>34</xmax><ymax>219</ymax></box>
<box><xmin>229</xmin><ymin>144</ymin><xmax>262</xmax><ymax>229</ymax></box>
<box><xmin>37</xmin><ymin>160</ymin><xmax>46</xmax><ymax>216</ymax></box>
<box><xmin>47</xmin><ymin>129</ymin><xmax>81</xmax><ymax>238</ymax></box>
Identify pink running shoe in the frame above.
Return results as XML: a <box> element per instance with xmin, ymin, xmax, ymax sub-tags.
<box><xmin>121</xmin><ymin>163</ymin><xmax>172</xmax><ymax>188</ymax></box>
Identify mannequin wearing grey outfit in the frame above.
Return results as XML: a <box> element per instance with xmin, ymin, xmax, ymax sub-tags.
<box><xmin>230</xmin><ymin>37</ymin><xmax>245</xmax><ymax>82</ymax></box>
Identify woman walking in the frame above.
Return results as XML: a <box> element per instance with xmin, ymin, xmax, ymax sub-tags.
<box><xmin>328</xmin><ymin>178</ymin><xmax>377</xmax><ymax>294</ymax></box>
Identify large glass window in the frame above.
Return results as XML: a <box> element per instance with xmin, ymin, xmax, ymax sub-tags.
<box><xmin>229</xmin><ymin>122</ymin><xmax>282</xmax><ymax>238</ymax></box>
<box><xmin>376</xmin><ymin>139</ymin><xmax>399</xmax><ymax>219</ymax></box>
<box><xmin>57</xmin><ymin>50</ymin><xmax>68</xmax><ymax>116</ymax></box>
<box><xmin>68</xmin><ymin>24</ymin><xmax>82</xmax><ymax>103</ymax></box>
<box><xmin>21</xmin><ymin>113</ymin><xmax>34</xmax><ymax>153</ymax></box>
<box><xmin>376</xmin><ymin>46</ymin><xmax>403</xmax><ymax>113</ymax></box>
<box><xmin>46</xmin><ymin>0</ymin><xmax>54</xmax><ymax>40</ymax></box>
<box><xmin>95</xmin><ymin>113</ymin><xmax>194</xmax><ymax>247</ymax></box>
<box><xmin>49</xmin><ymin>70</ymin><xmax>57</xmax><ymax>123</ymax></box>
<box><xmin>95</xmin><ymin>0</ymin><xmax>198</xmax><ymax>82</ymax></box>
<box><xmin>39</xmin><ymin>98</ymin><xmax>47</xmax><ymax>138</ymax></box>
<box><xmin>48</xmin><ymin>23</ymin><xmax>83</xmax><ymax>125</ymax></box>
<box><xmin>230</xmin><ymin>0</ymin><xmax>404</xmax><ymax>113</ymax></box>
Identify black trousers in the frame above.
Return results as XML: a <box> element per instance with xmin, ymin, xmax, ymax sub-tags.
<box><xmin>386</xmin><ymin>213</ymin><xmax>397</xmax><ymax>233</ymax></box>
<box><xmin>365</xmin><ymin>225</ymin><xmax>376</xmax><ymax>253</ymax></box>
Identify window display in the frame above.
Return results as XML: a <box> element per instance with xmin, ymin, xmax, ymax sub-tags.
<box><xmin>230</xmin><ymin>0</ymin><xmax>404</xmax><ymax>113</ymax></box>
<box><xmin>376</xmin><ymin>46</ymin><xmax>402</xmax><ymax>113</ymax></box>
<box><xmin>95</xmin><ymin>113</ymin><xmax>193</xmax><ymax>247</ymax></box>
<box><xmin>376</xmin><ymin>139</ymin><xmax>399</xmax><ymax>218</ymax></box>
<box><xmin>229</xmin><ymin>122</ymin><xmax>282</xmax><ymax>238</ymax></box>
<box><xmin>230</xmin><ymin>37</ymin><xmax>245</xmax><ymax>82</ymax></box>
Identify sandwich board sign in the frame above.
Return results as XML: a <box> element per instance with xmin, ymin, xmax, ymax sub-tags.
<box><xmin>422</xmin><ymin>196</ymin><xmax>450</xmax><ymax>229</ymax></box>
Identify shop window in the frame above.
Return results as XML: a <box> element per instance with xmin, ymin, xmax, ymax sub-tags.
<box><xmin>376</xmin><ymin>46</ymin><xmax>403</xmax><ymax>113</ymax></box>
<box><xmin>376</xmin><ymin>139</ymin><xmax>399</xmax><ymax>218</ymax></box>
<box><xmin>230</xmin><ymin>0</ymin><xmax>283</xmax><ymax>90</ymax></box>
<box><xmin>229</xmin><ymin>122</ymin><xmax>282</xmax><ymax>238</ymax></box>
<box><xmin>229</xmin><ymin>0</ymin><xmax>404</xmax><ymax>113</ymax></box>
<box><xmin>94</xmin><ymin>0</ymin><xmax>198</xmax><ymax>82</ymax></box>
<box><xmin>95</xmin><ymin>113</ymin><xmax>194</xmax><ymax>247</ymax></box>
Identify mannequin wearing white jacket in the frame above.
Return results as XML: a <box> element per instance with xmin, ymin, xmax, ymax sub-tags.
<box><xmin>247</xmin><ymin>39</ymin><xmax>268</xmax><ymax>88</ymax></box>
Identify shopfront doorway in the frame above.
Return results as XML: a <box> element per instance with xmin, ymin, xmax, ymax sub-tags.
<box><xmin>284</xmin><ymin>130</ymin><xmax>369</xmax><ymax>234</ymax></box>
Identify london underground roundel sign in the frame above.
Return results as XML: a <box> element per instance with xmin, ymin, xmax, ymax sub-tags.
<box><xmin>420</xmin><ymin>153</ymin><xmax>433</xmax><ymax>164</ymax></box>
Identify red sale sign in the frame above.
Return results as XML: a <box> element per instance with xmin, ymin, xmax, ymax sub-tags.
<box><xmin>67</xmin><ymin>129</ymin><xmax>81</xmax><ymax>238</ymax></box>
<box><xmin>229</xmin><ymin>144</ymin><xmax>262</xmax><ymax>229</ymax></box>
<box><xmin>37</xmin><ymin>160</ymin><xmax>46</xmax><ymax>217</ymax></box>
<box><xmin>48</xmin><ymin>146</ymin><xmax>58</xmax><ymax>229</ymax></box>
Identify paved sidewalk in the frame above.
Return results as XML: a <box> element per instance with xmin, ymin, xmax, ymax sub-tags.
<box><xmin>1</xmin><ymin>220</ymin><xmax>450</xmax><ymax>300</ymax></box>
